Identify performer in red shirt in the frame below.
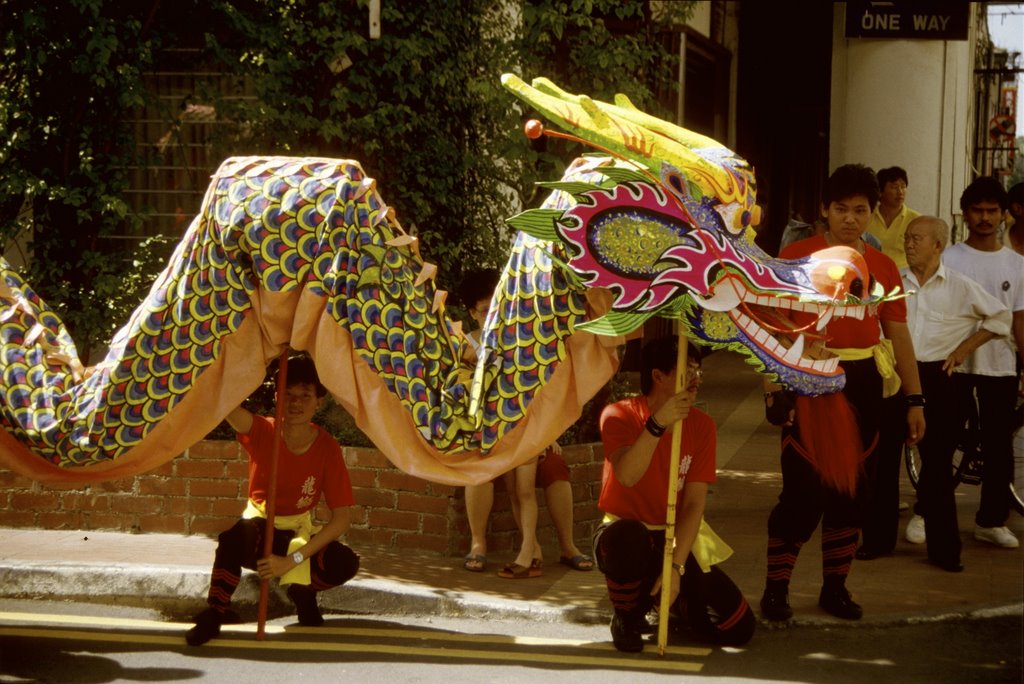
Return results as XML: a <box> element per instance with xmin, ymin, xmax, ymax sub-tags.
<box><xmin>186</xmin><ymin>355</ymin><xmax>359</xmax><ymax>646</ymax></box>
<box><xmin>595</xmin><ymin>337</ymin><xmax>754</xmax><ymax>653</ymax></box>
<box><xmin>761</xmin><ymin>164</ymin><xmax>924</xmax><ymax>622</ymax></box>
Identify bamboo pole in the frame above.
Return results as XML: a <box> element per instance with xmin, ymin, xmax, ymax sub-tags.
<box><xmin>657</xmin><ymin>331</ymin><xmax>688</xmax><ymax>656</ymax></box>
<box><xmin>256</xmin><ymin>350</ymin><xmax>289</xmax><ymax>641</ymax></box>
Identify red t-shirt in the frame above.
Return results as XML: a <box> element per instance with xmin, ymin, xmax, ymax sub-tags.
<box><xmin>781</xmin><ymin>235</ymin><xmax>906</xmax><ymax>348</ymax></box>
<box><xmin>240</xmin><ymin>415</ymin><xmax>354</xmax><ymax>515</ymax></box>
<box><xmin>598</xmin><ymin>396</ymin><xmax>716</xmax><ymax>526</ymax></box>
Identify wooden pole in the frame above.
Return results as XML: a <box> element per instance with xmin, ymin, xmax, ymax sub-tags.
<box><xmin>256</xmin><ymin>350</ymin><xmax>289</xmax><ymax>641</ymax></box>
<box><xmin>657</xmin><ymin>331</ymin><xmax>689</xmax><ymax>656</ymax></box>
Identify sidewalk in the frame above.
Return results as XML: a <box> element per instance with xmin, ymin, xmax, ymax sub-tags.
<box><xmin>1</xmin><ymin>352</ymin><xmax>1021</xmax><ymax>627</ymax></box>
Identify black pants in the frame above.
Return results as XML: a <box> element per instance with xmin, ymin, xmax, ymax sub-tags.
<box><xmin>956</xmin><ymin>374</ymin><xmax>1018</xmax><ymax>528</ymax></box>
<box><xmin>769</xmin><ymin>358</ymin><xmax>879</xmax><ymax>540</ymax></box>
<box><xmin>861</xmin><ymin>394</ymin><xmax>906</xmax><ymax>554</ymax></box>
<box><xmin>594</xmin><ymin>519</ymin><xmax>755</xmax><ymax>646</ymax></box>
<box><xmin>914</xmin><ymin>361</ymin><xmax>962</xmax><ymax>564</ymax></box>
<box><xmin>205</xmin><ymin>518</ymin><xmax>359</xmax><ymax>612</ymax></box>
<box><xmin>765</xmin><ymin>358</ymin><xmax>879</xmax><ymax>588</ymax></box>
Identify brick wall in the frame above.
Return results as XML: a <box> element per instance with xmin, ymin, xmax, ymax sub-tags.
<box><xmin>0</xmin><ymin>441</ymin><xmax>605</xmax><ymax>559</ymax></box>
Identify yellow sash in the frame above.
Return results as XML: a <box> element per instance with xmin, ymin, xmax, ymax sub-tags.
<box><xmin>242</xmin><ymin>499</ymin><xmax>320</xmax><ymax>586</ymax></box>
<box><xmin>832</xmin><ymin>339</ymin><xmax>901</xmax><ymax>398</ymax></box>
<box><xmin>602</xmin><ymin>515</ymin><xmax>733</xmax><ymax>573</ymax></box>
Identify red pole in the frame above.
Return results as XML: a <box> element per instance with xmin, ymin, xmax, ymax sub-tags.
<box><xmin>256</xmin><ymin>350</ymin><xmax>289</xmax><ymax>641</ymax></box>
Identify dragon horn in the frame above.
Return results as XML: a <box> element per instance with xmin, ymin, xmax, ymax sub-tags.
<box><xmin>501</xmin><ymin>74</ymin><xmax>741</xmax><ymax>199</ymax></box>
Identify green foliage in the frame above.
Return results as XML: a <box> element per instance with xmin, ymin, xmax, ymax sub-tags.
<box><xmin>0</xmin><ymin>0</ymin><xmax>161</xmax><ymax>361</ymax></box>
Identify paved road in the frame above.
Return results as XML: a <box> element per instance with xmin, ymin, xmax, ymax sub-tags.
<box><xmin>1</xmin><ymin>599</ymin><xmax>1020</xmax><ymax>683</ymax></box>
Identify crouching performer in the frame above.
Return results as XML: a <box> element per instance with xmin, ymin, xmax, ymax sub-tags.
<box><xmin>594</xmin><ymin>337</ymin><xmax>755</xmax><ymax>653</ymax></box>
<box><xmin>186</xmin><ymin>355</ymin><xmax>359</xmax><ymax>646</ymax></box>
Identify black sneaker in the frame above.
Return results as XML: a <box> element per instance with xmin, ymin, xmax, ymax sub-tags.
<box><xmin>185</xmin><ymin>607</ymin><xmax>223</xmax><ymax>646</ymax></box>
<box><xmin>610</xmin><ymin>613</ymin><xmax>645</xmax><ymax>653</ymax></box>
<box><xmin>287</xmin><ymin>584</ymin><xmax>324</xmax><ymax>626</ymax></box>
<box><xmin>818</xmin><ymin>585</ymin><xmax>862</xmax><ymax>620</ymax></box>
<box><xmin>759</xmin><ymin>586</ymin><xmax>792</xmax><ymax>621</ymax></box>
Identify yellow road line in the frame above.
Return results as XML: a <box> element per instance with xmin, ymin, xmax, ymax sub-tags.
<box><xmin>0</xmin><ymin>626</ymin><xmax>704</xmax><ymax>673</ymax></box>
<box><xmin>0</xmin><ymin>611</ymin><xmax>710</xmax><ymax>657</ymax></box>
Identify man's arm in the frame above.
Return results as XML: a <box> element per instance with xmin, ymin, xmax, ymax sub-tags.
<box><xmin>650</xmin><ymin>482</ymin><xmax>708</xmax><ymax>603</ymax></box>
<box><xmin>257</xmin><ymin>506</ymin><xmax>352</xmax><ymax>579</ymax></box>
<box><xmin>943</xmin><ymin>330</ymin><xmax>997</xmax><ymax>374</ymax></box>
<box><xmin>607</xmin><ymin>390</ymin><xmax>694</xmax><ymax>487</ymax></box>
<box><xmin>224</xmin><ymin>406</ymin><xmax>254</xmax><ymax>435</ymax></box>
<box><xmin>880</xmin><ymin>319</ymin><xmax>925</xmax><ymax>445</ymax></box>
<box><xmin>1014</xmin><ymin>310</ymin><xmax>1024</xmax><ymax>371</ymax></box>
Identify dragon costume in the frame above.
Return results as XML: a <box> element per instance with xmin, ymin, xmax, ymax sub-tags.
<box><xmin>0</xmin><ymin>76</ymin><xmax>895</xmax><ymax>486</ymax></box>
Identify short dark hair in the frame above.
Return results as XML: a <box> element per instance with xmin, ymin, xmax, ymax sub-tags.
<box><xmin>639</xmin><ymin>336</ymin><xmax>702</xmax><ymax>395</ymax></box>
<box><xmin>458</xmin><ymin>268</ymin><xmax>500</xmax><ymax>309</ymax></box>
<box><xmin>959</xmin><ymin>177</ymin><xmax>1008</xmax><ymax>213</ymax></box>
<box><xmin>876</xmin><ymin>166</ymin><xmax>908</xmax><ymax>188</ymax></box>
<box><xmin>823</xmin><ymin>164</ymin><xmax>879</xmax><ymax>211</ymax></box>
<box><xmin>277</xmin><ymin>355</ymin><xmax>326</xmax><ymax>397</ymax></box>
<box><xmin>1007</xmin><ymin>182</ymin><xmax>1024</xmax><ymax>206</ymax></box>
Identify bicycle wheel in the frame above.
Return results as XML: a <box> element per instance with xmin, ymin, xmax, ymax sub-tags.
<box><xmin>904</xmin><ymin>443</ymin><xmax>923</xmax><ymax>489</ymax></box>
<box><xmin>1012</xmin><ymin>426</ymin><xmax>1024</xmax><ymax>516</ymax></box>
<box><xmin>903</xmin><ymin>442</ymin><xmax>975</xmax><ymax>490</ymax></box>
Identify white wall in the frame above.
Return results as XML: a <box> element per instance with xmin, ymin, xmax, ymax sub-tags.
<box><xmin>829</xmin><ymin>8</ymin><xmax>977</xmax><ymax>225</ymax></box>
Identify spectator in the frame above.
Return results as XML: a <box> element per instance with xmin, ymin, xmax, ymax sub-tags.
<box><xmin>1005</xmin><ymin>182</ymin><xmax>1024</xmax><ymax>256</ymax></box>
<box><xmin>943</xmin><ymin>177</ymin><xmax>1024</xmax><ymax>549</ymax></box>
<box><xmin>458</xmin><ymin>269</ymin><xmax>592</xmax><ymax>577</ymax></box>
<box><xmin>866</xmin><ymin>166</ymin><xmax>921</xmax><ymax>268</ymax></box>
<box><xmin>900</xmin><ymin>216</ymin><xmax>1011</xmax><ymax>571</ymax></box>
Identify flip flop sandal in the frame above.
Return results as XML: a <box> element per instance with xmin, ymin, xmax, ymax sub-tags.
<box><xmin>497</xmin><ymin>562</ymin><xmax>542</xmax><ymax>579</ymax></box>
<box><xmin>463</xmin><ymin>553</ymin><xmax>487</xmax><ymax>572</ymax></box>
<box><xmin>559</xmin><ymin>554</ymin><xmax>595</xmax><ymax>571</ymax></box>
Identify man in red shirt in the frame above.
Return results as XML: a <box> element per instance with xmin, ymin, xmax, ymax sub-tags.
<box><xmin>761</xmin><ymin>164</ymin><xmax>925</xmax><ymax>622</ymax></box>
<box><xmin>595</xmin><ymin>337</ymin><xmax>754</xmax><ymax>653</ymax></box>
<box><xmin>186</xmin><ymin>355</ymin><xmax>359</xmax><ymax>646</ymax></box>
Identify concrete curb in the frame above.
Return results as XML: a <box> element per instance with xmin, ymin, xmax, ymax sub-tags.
<box><xmin>2</xmin><ymin>560</ymin><xmax>1019</xmax><ymax>630</ymax></box>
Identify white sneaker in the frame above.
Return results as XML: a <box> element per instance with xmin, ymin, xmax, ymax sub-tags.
<box><xmin>905</xmin><ymin>515</ymin><xmax>926</xmax><ymax>544</ymax></box>
<box><xmin>974</xmin><ymin>526</ymin><xmax>1020</xmax><ymax>548</ymax></box>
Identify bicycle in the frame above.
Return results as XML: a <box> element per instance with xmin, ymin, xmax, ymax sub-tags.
<box><xmin>903</xmin><ymin>397</ymin><xmax>1024</xmax><ymax>516</ymax></box>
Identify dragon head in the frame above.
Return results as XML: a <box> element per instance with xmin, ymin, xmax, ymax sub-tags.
<box><xmin>503</xmin><ymin>75</ymin><xmax>896</xmax><ymax>396</ymax></box>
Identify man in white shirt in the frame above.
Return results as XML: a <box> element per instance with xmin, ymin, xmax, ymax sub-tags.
<box><xmin>901</xmin><ymin>216</ymin><xmax>1011</xmax><ymax>570</ymax></box>
<box><xmin>943</xmin><ymin>178</ymin><xmax>1024</xmax><ymax>549</ymax></box>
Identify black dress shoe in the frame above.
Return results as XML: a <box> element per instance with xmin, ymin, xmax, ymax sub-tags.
<box><xmin>185</xmin><ymin>607</ymin><xmax>224</xmax><ymax>646</ymax></box>
<box><xmin>760</xmin><ymin>586</ymin><xmax>793</xmax><ymax>621</ymax></box>
<box><xmin>818</xmin><ymin>585</ymin><xmax>862</xmax><ymax>620</ymax></box>
<box><xmin>927</xmin><ymin>557</ymin><xmax>964</xmax><ymax>573</ymax></box>
<box><xmin>610</xmin><ymin>612</ymin><xmax>646</xmax><ymax>653</ymax></box>
<box><xmin>287</xmin><ymin>584</ymin><xmax>324</xmax><ymax>627</ymax></box>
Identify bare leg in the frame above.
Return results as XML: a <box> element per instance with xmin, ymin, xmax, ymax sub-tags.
<box><xmin>512</xmin><ymin>459</ymin><xmax>539</xmax><ymax>569</ymax></box>
<box><xmin>503</xmin><ymin>469</ymin><xmax>543</xmax><ymax>564</ymax></box>
<box><xmin>464</xmin><ymin>481</ymin><xmax>493</xmax><ymax>570</ymax></box>
<box><xmin>544</xmin><ymin>479</ymin><xmax>585</xmax><ymax>559</ymax></box>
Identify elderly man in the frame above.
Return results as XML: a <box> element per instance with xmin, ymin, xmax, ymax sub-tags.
<box><xmin>902</xmin><ymin>216</ymin><xmax>1012</xmax><ymax>571</ymax></box>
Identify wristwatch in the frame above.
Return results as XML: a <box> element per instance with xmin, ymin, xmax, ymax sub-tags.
<box><xmin>672</xmin><ymin>562</ymin><xmax>685</xmax><ymax>577</ymax></box>
<box><xmin>292</xmin><ymin>551</ymin><xmax>304</xmax><ymax>565</ymax></box>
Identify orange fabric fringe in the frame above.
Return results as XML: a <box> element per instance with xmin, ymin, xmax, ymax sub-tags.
<box><xmin>792</xmin><ymin>394</ymin><xmax>865</xmax><ymax>496</ymax></box>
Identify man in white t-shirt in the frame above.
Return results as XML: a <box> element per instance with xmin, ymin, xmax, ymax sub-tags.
<box><xmin>944</xmin><ymin>178</ymin><xmax>1024</xmax><ymax>549</ymax></box>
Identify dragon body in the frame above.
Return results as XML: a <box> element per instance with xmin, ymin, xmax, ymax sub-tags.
<box><xmin>0</xmin><ymin>77</ymin><xmax>895</xmax><ymax>486</ymax></box>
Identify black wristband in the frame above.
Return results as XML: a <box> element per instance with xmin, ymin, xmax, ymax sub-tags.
<box><xmin>645</xmin><ymin>416</ymin><xmax>666</xmax><ymax>438</ymax></box>
<box><xmin>905</xmin><ymin>393</ymin><xmax>926</xmax><ymax>408</ymax></box>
